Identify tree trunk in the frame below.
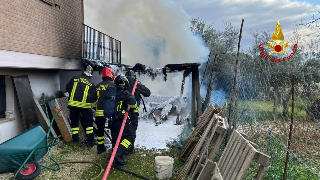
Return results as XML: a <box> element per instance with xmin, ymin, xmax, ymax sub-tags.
<box><xmin>273</xmin><ymin>85</ymin><xmax>279</xmax><ymax>121</ymax></box>
<box><xmin>282</xmin><ymin>92</ymin><xmax>291</xmax><ymax>118</ymax></box>
<box><xmin>203</xmin><ymin>80</ymin><xmax>213</xmax><ymax>112</ymax></box>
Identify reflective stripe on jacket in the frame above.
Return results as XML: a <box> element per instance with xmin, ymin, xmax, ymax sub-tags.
<box><xmin>66</xmin><ymin>74</ymin><xmax>95</xmax><ymax>109</ymax></box>
<box><xmin>87</xmin><ymin>77</ymin><xmax>114</xmax><ymax>117</ymax></box>
<box><xmin>114</xmin><ymin>89</ymin><xmax>137</xmax><ymax>120</ymax></box>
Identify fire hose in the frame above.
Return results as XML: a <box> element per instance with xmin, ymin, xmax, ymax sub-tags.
<box><xmin>56</xmin><ymin>161</ymin><xmax>103</xmax><ymax>180</ymax></box>
<box><xmin>103</xmin><ymin>80</ymin><xmax>152</xmax><ymax>180</ymax></box>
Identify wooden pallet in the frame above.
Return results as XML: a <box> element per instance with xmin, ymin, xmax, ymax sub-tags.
<box><xmin>189</xmin><ymin>116</ymin><xmax>228</xmax><ymax>180</ymax></box>
<box><xmin>179</xmin><ymin>105</ymin><xmax>218</xmax><ymax>162</ymax></box>
<box><xmin>196</xmin><ymin>160</ymin><xmax>222</xmax><ymax>180</ymax></box>
<box><xmin>197</xmin><ymin>130</ymin><xmax>270</xmax><ymax>180</ymax></box>
<box><xmin>207</xmin><ymin>117</ymin><xmax>228</xmax><ymax>161</ymax></box>
<box><xmin>176</xmin><ymin>115</ymin><xmax>219</xmax><ymax>180</ymax></box>
<box><xmin>51</xmin><ymin>107</ymin><xmax>72</xmax><ymax>142</ymax></box>
<box><xmin>32</xmin><ymin>93</ymin><xmax>57</xmax><ymax>137</ymax></box>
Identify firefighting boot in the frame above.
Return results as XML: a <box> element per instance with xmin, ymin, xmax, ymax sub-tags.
<box><xmin>86</xmin><ymin>132</ymin><xmax>95</xmax><ymax>148</ymax></box>
<box><xmin>97</xmin><ymin>144</ymin><xmax>106</xmax><ymax>154</ymax></box>
<box><xmin>124</xmin><ymin>143</ymin><xmax>135</xmax><ymax>155</ymax></box>
<box><xmin>97</xmin><ymin>136</ymin><xmax>106</xmax><ymax>154</ymax></box>
<box><xmin>72</xmin><ymin>127</ymin><xmax>81</xmax><ymax>144</ymax></box>
<box><xmin>114</xmin><ymin>141</ymin><xmax>129</xmax><ymax>166</ymax></box>
<box><xmin>72</xmin><ymin>134</ymin><xmax>81</xmax><ymax>144</ymax></box>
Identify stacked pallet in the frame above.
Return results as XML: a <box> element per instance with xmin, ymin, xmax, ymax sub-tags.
<box><xmin>197</xmin><ymin>130</ymin><xmax>270</xmax><ymax>180</ymax></box>
<box><xmin>177</xmin><ymin>104</ymin><xmax>229</xmax><ymax>180</ymax></box>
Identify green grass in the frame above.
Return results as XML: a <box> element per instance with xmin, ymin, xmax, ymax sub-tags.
<box><xmin>29</xmin><ymin>142</ymin><xmax>184</xmax><ymax>180</ymax></box>
<box><xmin>237</xmin><ymin>99</ymin><xmax>309</xmax><ymax>121</ymax></box>
<box><xmin>243</xmin><ymin>132</ymin><xmax>320</xmax><ymax>180</ymax></box>
<box><xmin>82</xmin><ymin>147</ymin><xmax>184</xmax><ymax>180</ymax></box>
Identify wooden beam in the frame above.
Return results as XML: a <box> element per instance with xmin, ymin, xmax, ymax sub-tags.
<box><xmin>33</xmin><ymin>93</ymin><xmax>57</xmax><ymax>137</ymax></box>
<box><xmin>191</xmin><ymin>71</ymin><xmax>196</xmax><ymax>127</ymax></box>
<box><xmin>179</xmin><ymin>105</ymin><xmax>215</xmax><ymax>162</ymax></box>
<box><xmin>197</xmin><ymin>160</ymin><xmax>223</xmax><ymax>180</ymax></box>
<box><xmin>194</xmin><ymin>68</ymin><xmax>202</xmax><ymax>122</ymax></box>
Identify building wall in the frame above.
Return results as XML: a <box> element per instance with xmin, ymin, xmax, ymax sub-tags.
<box><xmin>0</xmin><ymin>68</ymin><xmax>60</xmax><ymax>143</ymax></box>
<box><xmin>0</xmin><ymin>0</ymin><xmax>84</xmax><ymax>60</ymax></box>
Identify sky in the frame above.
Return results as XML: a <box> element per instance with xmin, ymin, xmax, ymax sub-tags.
<box><xmin>84</xmin><ymin>0</ymin><xmax>320</xmax><ymax>95</ymax></box>
<box><xmin>172</xmin><ymin>0</ymin><xmax>320</xmax><ymax>50</ymax></box>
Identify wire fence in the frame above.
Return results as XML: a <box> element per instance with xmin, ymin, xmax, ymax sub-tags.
<box><xmin>198</xmin><ymin>44</ymin><xmax>320</xmax><ymax>179</ymax></box>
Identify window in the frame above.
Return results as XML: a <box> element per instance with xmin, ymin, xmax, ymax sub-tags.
<box><xmin>0</xmin><ymin>75</ymin><xmax>14</xmax><ymax>123</ymax></box>
<box><xmin>0</xmin><ymin>76</ymin><xmax>5</xmax><ymax>118</ymax></box>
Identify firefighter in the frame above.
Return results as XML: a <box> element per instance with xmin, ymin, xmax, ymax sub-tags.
<box><xmin>66</xmin><ymin>65</ymin><xmax>95</xmax><ymax>147</ymax></box>
<box><xmin>125</xmin><ymin>70</ymin><xmax>151</xmax><ymax>155</ymax></box>
<box><xmin>87</xmin><ymin>67</ymin><xmax>115</xmax><ymax>154</ymax></box>
<box><xmin>110</xmin><ymin>74</ymin><xmax>138</xmax><ymax>166</ymax></box>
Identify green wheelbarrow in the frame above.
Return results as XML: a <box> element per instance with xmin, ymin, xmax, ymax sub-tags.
<box><xmin>0</xmin><ymin>108</ymin><xmax>63</xmax><ymax>180</ymax></box>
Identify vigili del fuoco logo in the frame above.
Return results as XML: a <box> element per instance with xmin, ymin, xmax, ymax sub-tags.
<box><xmin>259</xmin><ymin>20</ymin><xmax>297</xmax><ymax>63</ymax></box>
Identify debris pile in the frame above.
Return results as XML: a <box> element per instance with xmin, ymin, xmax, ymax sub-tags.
<box><xmin>140</xmin><ymin>95</ymin><xmax>188</xmax><ymax>125</ymax></box>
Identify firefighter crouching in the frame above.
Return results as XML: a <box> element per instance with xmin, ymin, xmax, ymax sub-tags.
<box><xmin>110</xmin><ymin>74</ymin><xmax>138</xmax><ymax>166</ymax></box>
<box><xmin>66</xmin><ymin>65</ymin><xmax>95</xmax><ymax>147</ymax></box>
<box><xmin>87</xmin><ymin>67</ymin><xmax>115</xmax><ymax>154</ymax></box>
<box><xmin>125</xmin><ymin>70</ymin><xmax>151</xmax><ymax>155</ymax></box>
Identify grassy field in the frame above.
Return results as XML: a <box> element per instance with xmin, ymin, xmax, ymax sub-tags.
<box><xmin>239</xmin><ymin>120</ymin><xmax>320</xmax><ymax>180</ymax></box>
<box><xmin>237</xmin><ymin>98</ymin><xmax>310</xmax><ymax>121</ymax></box>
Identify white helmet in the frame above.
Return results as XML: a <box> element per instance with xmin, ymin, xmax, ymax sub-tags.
<box><xmin>83</xmin><ymin>65</ymin><xmax>93</xmax><ymax>77</ymax></box>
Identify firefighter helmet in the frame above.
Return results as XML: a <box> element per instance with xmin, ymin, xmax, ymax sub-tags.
<box><xmin>83</xmin><ymin>65</ymin><xmax>93</xmax><ymax>77</ymax></box>
<box><xmin>114</xmin><ymin>74</ymin><xmax>129</xmax><ymax>90</ymax></box>
<box><xmin>102</xmin><ymin>67</ymin><xmax>114</xmax><ymax>80</ymax></box>
<box><xmin>125</xmin><ymin>70</ymin><xmax>136</xmax><ymax>79</ymax></box>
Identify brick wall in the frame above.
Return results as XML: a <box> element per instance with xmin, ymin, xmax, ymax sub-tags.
<box><xmin>0</xmin><ymin>0</ymin><xmax>83</xmax><ymax>60</ymax></box>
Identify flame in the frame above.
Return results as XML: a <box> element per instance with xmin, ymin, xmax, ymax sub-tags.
<box><xmin>271</xmin><ymin>20</ymin><xmax>284</xmax><ymax>42</ymax></box>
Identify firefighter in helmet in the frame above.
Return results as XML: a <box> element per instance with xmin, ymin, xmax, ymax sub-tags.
<box><xmin>110</xmin><ymin>74</ymin><xmax>138</xmax><ymax>166</ymax></box>
<box><xmin>125</xmin><ymin>70</ymin><xmax>151</xmax><ymax>155</ymax></box>
<box><xmin>88</xmin><ymin>67</ymin><xmax>115</xmax><ymax>154</ymax></box>
<box><xmin>66</xmin><ymin>65</ymin><xmax>95</xmax><ymax>147</ymax></box>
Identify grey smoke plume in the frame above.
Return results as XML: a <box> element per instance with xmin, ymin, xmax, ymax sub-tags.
<box><xmin>84</xmin><ymin>0</ymin><xmax>209</xmax><ymax>95</ymax></box>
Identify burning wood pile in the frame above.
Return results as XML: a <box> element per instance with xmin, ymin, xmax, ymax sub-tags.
<box><xmin>140</xmin><ymin>95</ymin><xmax>188</xmax><ymax>125</ymax></box>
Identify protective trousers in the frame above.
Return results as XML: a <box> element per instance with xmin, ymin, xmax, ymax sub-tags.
<box><xmin>69</xmin><ymin>107</ymin><xmax>94</xmax><ymax>145</ymax></box>
<box><xmin>109</xmin><ymin>118</ymin><xmax>135</xmax><ymax>165</ymax></box>
<box><xmin>96</xmin><ymin>116</ymin><xmax>106</xmax><ymax>153</ymax></box>
<box><xmin>127</xmin><ymin>113</ymin><xmax>138</xmax><ymax>153</ymax></box>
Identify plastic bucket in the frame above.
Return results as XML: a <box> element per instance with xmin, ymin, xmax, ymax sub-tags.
<box><xmin>155</xmin><ymin>156</ymin><xmax>174</xmax><ymax>180</ymax></box>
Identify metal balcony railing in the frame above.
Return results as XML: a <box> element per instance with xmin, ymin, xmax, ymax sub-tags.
<box><xmin>83</xmin><ymin>24</ymin><xmax>121</xmax><ymax>65</ymax></box>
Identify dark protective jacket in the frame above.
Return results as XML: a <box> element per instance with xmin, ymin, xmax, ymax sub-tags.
<box><xmin>87</xmin><ymin>77</ymin><xmax>114</xmax><ymax>117</ymax></box>
<box><xmin>114</xmin><ymin>88</ymin><xmax>138</xmax><ymax>122</ymax></box>
<box><xmin>127</xmin><ymin>77</ymin><xmax>151</xmax><ymax>106</ymax></box>
<box><xmin>66</xmin><ymin>74</ymin><xmax>95</xmax><ymax>109</ymax></box>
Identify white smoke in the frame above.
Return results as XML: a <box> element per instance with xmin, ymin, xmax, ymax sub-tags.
<box><xmin>84</xmin><ymin>0</ymin><xmax>209</xmax><ymax>95</ymax></box>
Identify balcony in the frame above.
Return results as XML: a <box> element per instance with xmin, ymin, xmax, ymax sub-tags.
<box><xmin>83</xmin><ymin>24</ymin><xmax>121</xmax><ymax>65</ymax></box>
